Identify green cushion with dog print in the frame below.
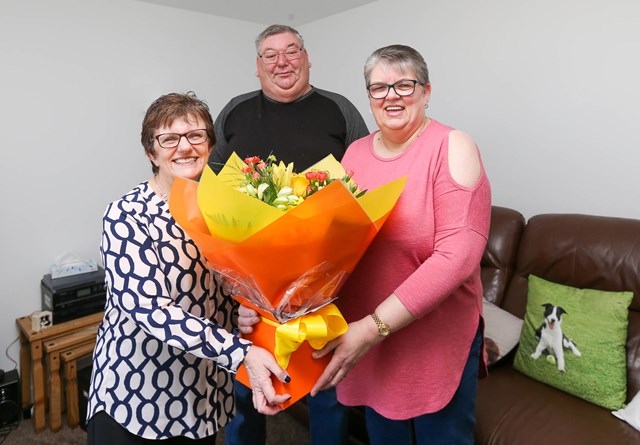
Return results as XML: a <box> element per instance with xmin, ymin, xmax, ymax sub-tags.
<box><xmin>513</xmin><ymin>275</ymin><xmax>633</xmax><ymax>410</ymax></box>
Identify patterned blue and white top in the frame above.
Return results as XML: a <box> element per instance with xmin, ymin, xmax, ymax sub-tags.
<box><xmin>87</xmin><ymin>181</ymin><xmax>251</xmax><ymax>440</ymax></box>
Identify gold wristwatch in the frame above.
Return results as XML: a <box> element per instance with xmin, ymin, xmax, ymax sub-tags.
<box><xmin>371</xmin><ymin>313</ymin><xmax>391</xmax><ymax>337</ymax></box>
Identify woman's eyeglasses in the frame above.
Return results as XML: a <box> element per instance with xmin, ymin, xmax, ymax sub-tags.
<box><xmin>367</xmin><ymin>79</ymin><xmax>423</xmax><ymax>100</ymax></box>
<box><xmin>155</xmin><ymin>129</ymin><xmax>208</xmax><ymax>149</ymax></box>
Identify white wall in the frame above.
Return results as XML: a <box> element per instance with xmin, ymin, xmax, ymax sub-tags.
<box><xmin>0</xmin><ymin>0</ymin><xmax>263</xmax><ymax>372</ymax></box>
<box><xmin>1</xmin><ymin>0</ymin><xmax>639</xmax><ymax>373</ymax></box>
<box><xmin>303</xmin><ymin>0</ymin><xmax>640</xmax><ymax>220</ymax></box>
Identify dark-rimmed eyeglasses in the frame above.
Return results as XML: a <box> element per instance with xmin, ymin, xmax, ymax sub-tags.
<box><xmin>155</xmin><ymin>129</ymin><xmax>208</xmax><ymax>149</ymax></box>
<box><xmin>259</xmin><ymin>46</ymin><xmax>304</xmax><ymax>65</ymax></box>
<box><xmin>367</xmin><ymin>79</ymin><xmax>424</xmax><ymax>100</ymax></box>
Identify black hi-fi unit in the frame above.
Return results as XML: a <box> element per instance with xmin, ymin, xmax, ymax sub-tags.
<box><xmin>41</xmin><ymin>267</ymin><xmax>106</xmax><ymax>324</ymax></box>
<box><xmin>0</xmin><ymin>369</ymin><xmax>20</xmax><ymax>426</ymax></box>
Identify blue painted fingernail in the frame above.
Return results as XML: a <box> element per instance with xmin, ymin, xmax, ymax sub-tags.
<box><xmin>284</xmin><ymin>375</ymin><xmax>291</xmax><ymax>383</ymax></box>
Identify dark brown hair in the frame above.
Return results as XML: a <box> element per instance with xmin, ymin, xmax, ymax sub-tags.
<box><xmin>141</xmin><ymin>92</ymin><xmax>215</xmax><ymax>175</ymax></box>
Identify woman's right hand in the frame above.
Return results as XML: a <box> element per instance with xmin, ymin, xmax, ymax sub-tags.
<box><xmin>243</xmin><ymin>345</ymin><xmax>291</xmax><ymax>415</ymax></box>
<box><xmin>237</xmin><ymin>304</ymin><xmax>261</xmax><ymax>335</ymax></box>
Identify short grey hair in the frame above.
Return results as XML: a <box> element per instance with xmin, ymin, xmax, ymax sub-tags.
<box><xmin>255</xmin><ymin>24</ymin><xmax>304</xmax><ymax>52</ymax></box>
<box><xmin>364</xmin><ymin>45</ymin><xmax>430</xmax><ymax>87</ymax></box>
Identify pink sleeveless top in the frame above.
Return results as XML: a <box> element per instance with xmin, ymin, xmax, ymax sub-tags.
<box><xmin>337</xmin><ymin>119</ymin><xmax>491</xmax><ymax>419</ymax></box>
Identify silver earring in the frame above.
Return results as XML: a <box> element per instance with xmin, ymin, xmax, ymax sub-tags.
<box><xmin>425</xmin><ymin>103</ymin><xmax>429</xmax><ymax>109</ymax></box>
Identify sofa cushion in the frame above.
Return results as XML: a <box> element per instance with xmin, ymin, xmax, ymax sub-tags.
<box><xmin>476</xmin><ymin>365</ymin><xmax>640</xmax><ymax>445</ymax></box>
<box><xmin>513</xmin><ymin>275</ymin><xmax>633</xmax><ymax>409</ymax></box>
<box><xmin>483</xmin><ymin>298</ymin><xmax>523</xmax><ymax>366</ymax></box>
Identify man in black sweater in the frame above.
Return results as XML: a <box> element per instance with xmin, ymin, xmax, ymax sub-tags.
<box><xmin>210</xmin><ymin>24</ymin><xmax>368</xmax><ymax>445</ymax></box>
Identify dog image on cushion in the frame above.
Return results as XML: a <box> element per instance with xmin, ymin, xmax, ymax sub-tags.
<box><xmin>531</xmin><ymin>303</ymin><xmax>582</xmax><ymax>372</ymax></box>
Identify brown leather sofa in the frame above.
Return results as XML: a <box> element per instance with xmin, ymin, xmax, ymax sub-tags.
<box><xmin>290</xmin><ymin>206</ymin><xmax>640</xmax><ymax>444</ymax></box>
<box><xmin>476</xmin><ymin>206</ymin><xmax>640</xmax><ymax>444</ymax></box>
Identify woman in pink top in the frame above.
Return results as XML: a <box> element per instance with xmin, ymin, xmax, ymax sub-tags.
<box><xmin>309</xmin><ymin>45</ymin><xmax>491</xmax><ymax>444</ymax></box>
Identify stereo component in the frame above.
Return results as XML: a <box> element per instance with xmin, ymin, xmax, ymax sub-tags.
<box><xmin>41</xmin><ymin>267</ymin><xmax>106</xmax><ymax>324</ymax></box>
<box><xmin>0</xmin><ymin>369</ymin><xmax>20</xmax><ymax>426</ymax></box>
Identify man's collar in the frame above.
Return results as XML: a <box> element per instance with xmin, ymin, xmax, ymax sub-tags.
<box><xmin>262</xmin><ymin>85</ymin><xmax>315</xmax><ymax>104</ymax></box>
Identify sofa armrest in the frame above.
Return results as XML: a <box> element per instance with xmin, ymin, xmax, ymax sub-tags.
<box><xmin>481</xmin><ymin>206</ymin><xmax>525</xmax><ymax>306</ymax></box>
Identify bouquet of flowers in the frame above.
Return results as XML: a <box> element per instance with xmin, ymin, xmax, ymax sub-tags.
<box><xmin>170</xmin><ymin>152</ymin><xmax>405</xmax><ymax>407</ymax></box>
<box><xmin>236</xmin><ymin>154</ymin><xmax>365</xmax><ymax>211</ymax></box>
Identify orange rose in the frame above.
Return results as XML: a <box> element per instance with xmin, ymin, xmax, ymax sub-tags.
<box><xmin>291</xmin><ymin>175</ymin><xmax>310</xmax><ymax>197</ymax></box>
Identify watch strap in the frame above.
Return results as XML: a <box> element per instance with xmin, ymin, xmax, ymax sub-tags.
<box><xmin>371</xmin><ymin>312</ymin><xmax>390</xmax><ymax>337</ymax></box>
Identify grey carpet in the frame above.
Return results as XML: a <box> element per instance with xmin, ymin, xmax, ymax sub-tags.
<box><xmin>0</xmin><ymin>411</ymin><xmax>311</xmax><ymax>445</ymax></box>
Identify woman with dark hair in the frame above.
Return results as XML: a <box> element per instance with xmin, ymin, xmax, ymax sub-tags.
<box><xmin>86</xmin><ymin>92</ymin><xmax>290</xmax><ymax>445</ymax></box>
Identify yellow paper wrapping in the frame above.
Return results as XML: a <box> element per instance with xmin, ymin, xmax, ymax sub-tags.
<box><xmin>170</xmin><ymin>153</ymin><xmax>405</xmax><ymax>407</ymax></box>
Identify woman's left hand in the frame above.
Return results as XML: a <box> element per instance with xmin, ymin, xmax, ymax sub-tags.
<box><xmin>243</xmin><ymin>345</ymin><xmax>292</xmax><ymax>415</ymax></box>
<box><xmin>309</xmin><ymin>316</ymin><xmax>382</xmax><ymax>396</ymax></box>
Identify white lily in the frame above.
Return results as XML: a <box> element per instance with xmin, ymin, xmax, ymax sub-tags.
<box><xmin>277</xmin><ymin>186</ymin><xmax>293</xmax><ymax>197</ymax></box>
<box><xmin>257</xmin><ymin>183</ymin><xmax>269</xmax><ymax>200</ymax></box>
<box><xmin>245</xmin><ymin>184</ymin><xmax>257</xmax><ymax>197</ymax></box>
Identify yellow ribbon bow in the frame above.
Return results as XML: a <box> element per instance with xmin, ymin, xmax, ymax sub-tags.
<box><xmin>261</xmin><ymin>303</ymin><xmax>348</xmax><ymax>369</ymax></box>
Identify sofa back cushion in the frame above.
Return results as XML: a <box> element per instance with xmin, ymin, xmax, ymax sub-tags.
<box><xmin>481</xmin><ymin>206</ymin><xmax>526</xmax><ymax>305</ymax></box>
<box><xmin>502</xmin><ymin>213</ymin><xmax>640</xmax><ymax>401</ymax></box>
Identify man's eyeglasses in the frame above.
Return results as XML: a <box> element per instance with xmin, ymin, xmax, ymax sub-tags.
<box><xmin>367</xmin><ymin>79</ymin><xmax>423</xmax><ymax>100</ymax></box>
<box><xmin>155</xmin><ymin>129</ymin><xmax>208</xmax><ymax>149</ymax></box>
<box><xmin>259</xmin><ymin>46</ymin><xmax>304</xmax><ymax>65</ymax></box>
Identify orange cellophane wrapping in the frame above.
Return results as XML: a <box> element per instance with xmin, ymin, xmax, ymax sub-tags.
<box><xmin>235</xmin><ymin>303</ymin><xmax>347</xmax><ymax>409</ymax></box>
<box><xmin>235</xmin><ymin>319</ymin><xmax>331</xmax><ymax>409</ymax></box>
<box><xmin>169</xmin><ymin>154</ymin><xmax>405</xmax><ymax>407</ymax></box>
